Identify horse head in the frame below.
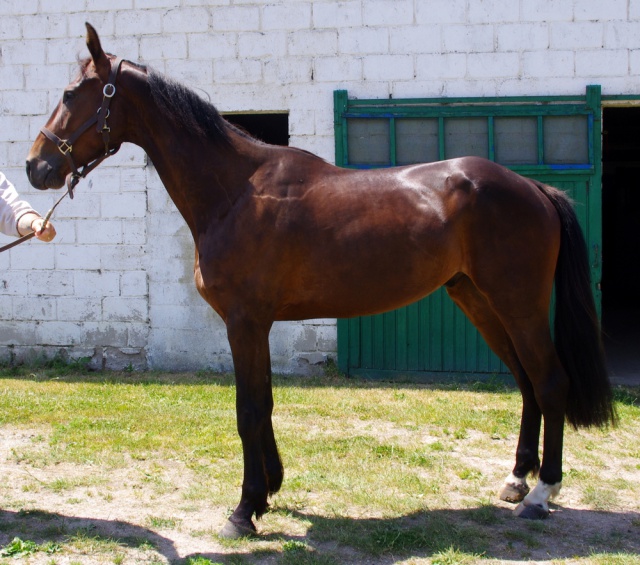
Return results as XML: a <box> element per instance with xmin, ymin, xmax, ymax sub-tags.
<box><xmin>26</xmin><ymin>23</ymin><xmax>126</xmax><ymax>191</ymax></box>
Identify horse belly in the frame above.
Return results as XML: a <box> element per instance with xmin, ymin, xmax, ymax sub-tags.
<box><xmin>275</xmin><ymin>235</ymin><xmax>457</xmax><ymax>320</ymax></box>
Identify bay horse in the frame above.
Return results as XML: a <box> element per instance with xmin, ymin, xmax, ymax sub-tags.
<box><xmin>26</xmin><ymin>24</ymin><xmax>615</xmax><ymax>537</ymax></box>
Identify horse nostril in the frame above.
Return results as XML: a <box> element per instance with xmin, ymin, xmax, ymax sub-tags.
<box><xmin>25</xmin><ymin>161</ymin><xmax>31</xmax><ymax>177</ymax></box>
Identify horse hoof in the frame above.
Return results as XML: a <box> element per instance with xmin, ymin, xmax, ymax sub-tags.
<box><xmin>219</xmin><ymin>518</ymin><xmax>257</xmax><ymax>539</ymax></box>
<box><xmin>499</xmin><ymin>482</ymin><xmax>530</xmax><ymax>503</ymax></box>
<box><xmin>514</xmin><ymin>502</ymin><xmax>549</xmax><ymax>520</ymax></box>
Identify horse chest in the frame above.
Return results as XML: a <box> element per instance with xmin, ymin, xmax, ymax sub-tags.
<box><xmin>193</xmin><ymin>255</ymin><xmax>232</xmax><ymax>317</ymax></box>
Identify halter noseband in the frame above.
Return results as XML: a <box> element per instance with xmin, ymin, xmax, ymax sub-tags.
<box><xmin>40</xmin><ymin>57</ymin><xmax>124</xmax><ymax>198</ymax></box>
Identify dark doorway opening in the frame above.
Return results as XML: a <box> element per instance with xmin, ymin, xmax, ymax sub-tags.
<box><xmin>602</xmin><ymin>107</ymin><xmax>640</xmax><ymax>380</ymax></box>
<box><xmin>223</xmin><ymin>113</ymin><xmax>289</xmax><ymax>146</ymax></box>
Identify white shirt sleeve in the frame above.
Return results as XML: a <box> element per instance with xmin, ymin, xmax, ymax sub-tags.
<box><xmin>0</xmin><ymin>171</ymin><xmax>37</xmax><ymax>237</ymax></box>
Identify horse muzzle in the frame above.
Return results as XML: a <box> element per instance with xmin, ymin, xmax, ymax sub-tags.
<box><xmin>25</xmin><ymin>155</ymin><xmax>66</xmax><ymax>190</ymax></box>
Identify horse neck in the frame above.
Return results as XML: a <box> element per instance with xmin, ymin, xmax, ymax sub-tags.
<box><xmin>122</xmin><ymin>72</ymin><xmax>261</xmax><ymax>236</ymax></box>
<box><xmin>140</xmin><ymin>128</ymin><xmax>254</xmax><ymax>228</ymax></box>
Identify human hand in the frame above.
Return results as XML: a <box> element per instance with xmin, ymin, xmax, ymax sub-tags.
<box><xmin>31</xmin><ymin>217</ymin><xmax>56</xmax><ymax>242</ymax></box>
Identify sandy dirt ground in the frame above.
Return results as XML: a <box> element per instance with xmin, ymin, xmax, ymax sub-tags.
<box><xmin>1</xmin><ymin>424</ymin><xmax>639</xmax><ymax>564</ymax></box>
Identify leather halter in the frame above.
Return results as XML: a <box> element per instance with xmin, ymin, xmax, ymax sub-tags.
<box><xmin>1</xmin><ymin>57</ymin><xmax>124</xmax><ymax>254</ymax></box>
<box><xmin>40</xmin><ymin>57</ymin><xmax>124</xmax><ymax>198</ymax></box>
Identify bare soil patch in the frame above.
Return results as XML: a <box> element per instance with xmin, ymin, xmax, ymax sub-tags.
<box><xmin>1</xmin><ymin>422</ymin><xmax>639</xmax><ymax>565</ymax></box>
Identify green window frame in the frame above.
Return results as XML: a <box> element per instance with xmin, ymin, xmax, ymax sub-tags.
<box><xmin>334</xmin><ymin>86</ymin><xmax>601</xmax><ymax>176</ymax></box>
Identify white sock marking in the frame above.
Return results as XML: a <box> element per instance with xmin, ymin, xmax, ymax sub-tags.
<box><xmin>521</xmin><ymin>480</ymin><xmax>562</xmax><ymax>512</ymax></box>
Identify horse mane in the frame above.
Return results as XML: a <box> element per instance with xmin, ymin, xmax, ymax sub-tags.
<box><xmin>79</xmin><ymin>57</ymin><xmax>280</xmax><ymax>150</ymax></box>
<box><xmin>147</xmin><ymin>70</ymin><xmax>233</xmax><ymax>146</ymax></box>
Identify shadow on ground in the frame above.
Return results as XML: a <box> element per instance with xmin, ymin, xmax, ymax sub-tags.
<box><xmin>1</xmin><ymin>503</ymin><xmax>639</xmax><ymax>563</ymax></box>
<box><xmin>199</xmin><ymin>506</ymin><xmax>639</xmax><ymax>563</ymax></box>
<box><xmin>0</xmin><ymin>509</ymin><xmax>184</xmax><ymax>563</ymax></box>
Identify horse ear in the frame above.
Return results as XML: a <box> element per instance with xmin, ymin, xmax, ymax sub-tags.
<box><xmin>85</xmin><ymin>22</ymin><xmax>110</xmax><ymax>78</ymax></box>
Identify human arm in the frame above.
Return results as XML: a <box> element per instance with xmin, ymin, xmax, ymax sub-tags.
<box><xmin>1</xmin><ymin>171</ymin><xmax>56</xmax><ymax>241</ymax></box>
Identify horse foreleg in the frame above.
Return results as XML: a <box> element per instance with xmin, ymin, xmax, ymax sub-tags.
<box><xmin>220</xmin><ymin>316</ymin><xmax>282</xmax><ymax>538</ymax></box>
<box><xmin>262</xmin><ymin>390</ymin><xmax>284</xmax><ymax>495</ymax></box>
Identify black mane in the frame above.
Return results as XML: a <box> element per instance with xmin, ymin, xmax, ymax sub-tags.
<box><xmin>80</xmin><ymin>57</ymin><xmax>262</xmax><ymax>147</ymax></box>
<box><xmin>147</xmin><ymin>70</ymin><xmax>232</xmax><ymax>146</ymax></box>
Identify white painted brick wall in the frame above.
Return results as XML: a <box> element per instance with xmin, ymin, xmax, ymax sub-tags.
<box><xmin>390</xmin><ymin>25</ymin><xmax>442</xmax><ymax>55</ymax></box>
<box><xmin>313</xmin><ymin>2</ymin><xmax>363</xmax><ymax>29</ymax></box>
<box><xmin>339</xmin><ymin>27</ymin><xmax>389</xmax><ymax>54</ymax></box>
<box><xmin>468</xmin><ymin>0</ymin><xmax>520</xmax><ymax>24</ymax></box>
<box><xmin>363</xmin><ymin>0</ymin><xmax>414</xmax><ymax>27</ymax></box>
<box><xmin>363</xmin><ymin>54</ymin><xmax>414</xmax><ymax>81</ymax></box>
<box><xmin>550</xmin><ymin>22</ymin><xmax>605</xmax><ymax>50</ymax></box>
<box><xmin>496</xmin><ymin>24</ymin><xmax>548</xmax><ymax>52</ymax></box>
<box><xmin>2</xmin><ymin>0</ymin><xmax>640</xmax><ymax>373</ymax></box>
<box><xmin>443</xmin><ymin>24</ymin><xmax>494</xmax><ymax>53</ymax></box>
<box><xmin>263</xmin><ymin>3</ymin><xmax>312</xmax><ymax>30</ymax></box>
<box><xmin>416</xmin><ymin>0</ymin><xmax>466</xmax><ymax>24</ymax></box>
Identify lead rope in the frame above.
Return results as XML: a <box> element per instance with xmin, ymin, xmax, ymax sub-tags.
<box><xmin>0</xmin><ymin>186</ymin><xmax>72</xmax><ymax>253</ymax></box>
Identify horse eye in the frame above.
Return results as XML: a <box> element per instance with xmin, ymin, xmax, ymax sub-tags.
<box><xmin>63</xmin><ymin>90</ymin><xmax>75</xmax><ymax>104</ymax></box>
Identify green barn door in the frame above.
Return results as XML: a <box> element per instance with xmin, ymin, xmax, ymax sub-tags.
<box><xmin>335</xmin><ymin>86</ymin><xmax>602</xmax><ymax>379</ymax></box>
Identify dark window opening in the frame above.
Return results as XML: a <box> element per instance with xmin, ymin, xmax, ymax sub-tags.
<box><xmin>224</xmin><ymin>113</ymin><xmax>289</xmax><ymax>146</ymax></box>
<box><xmin>602</xmin><ymin>107</ymin><xmax>640</xmax><ymax>377</ymax></box>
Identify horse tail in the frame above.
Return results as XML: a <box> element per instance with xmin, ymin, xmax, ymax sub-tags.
<box><xmin>533</xmin><ymin>180</ymin><xmax>617</xmax><ymax>429</ymax></box>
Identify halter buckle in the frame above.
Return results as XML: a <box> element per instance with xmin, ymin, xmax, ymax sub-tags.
<box><xmin>58</xmin><ymin>140</ymin><xmax>72</xmax><ymax>155</ymax></box>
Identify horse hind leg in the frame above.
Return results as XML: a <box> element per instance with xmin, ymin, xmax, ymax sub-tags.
<box><xmin>501</xmin><ymin>381</ymin><xmax>542</xmax><ymax>504</ymax></box>
<box><xmin>445</xmin><ymin>276</ymin><xmax>542</xmax><ymax>505</ymax></box>
<box><xmin>495</xmin><ymin>311</ymin><xmax>569</xmax><ymax>519</ymax></box>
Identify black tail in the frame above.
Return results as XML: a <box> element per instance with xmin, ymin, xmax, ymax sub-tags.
<box><xmin>534</xmin><ymin>181</ymin><xmax>617</xmax><ymax>428</ymax></box>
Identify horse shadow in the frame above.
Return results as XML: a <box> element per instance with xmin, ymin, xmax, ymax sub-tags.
<box><xmin>316</xmin><ymin>505</ymin><xmax>639</xmax><ymax>561</ymax></box>
<box><xmin>0</xmin><ymin>509</ymin><xmax>187</xmax><ymax>563</ymax></box>
<box><xmin>1</xmin><ymin>503</ymin><xmax>639</xmax><ymax>564</ymax></box>
<box><xmin>188</xmin><ymin>504</ymin><xmax>639</xmax><ymax>564</ymax></box>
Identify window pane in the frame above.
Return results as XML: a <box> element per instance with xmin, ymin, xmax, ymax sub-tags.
<box><xmin>347</xmin><ymin>118</ymin><xmax>390</xmax><ymax>166</ymax></box>
<box><xmin>395</xmin><ymin>119</ymin><xmax>439</xmax><ymax>164</ymax></box>
<box><xmin>543</xmin><ymin>115</ymin><xmax>589</xmax><ymax>164</ymax></box>
<box><xmin>494</xmin><ymin>117</ymin><xmax>538</xmax><ymax>165</ymax></box>
<box><xmin>444</xmin><ymin>118</ymin><xmax>488</xmax><ymax>159</ymax></box>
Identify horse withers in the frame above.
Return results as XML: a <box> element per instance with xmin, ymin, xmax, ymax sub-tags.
<box><xmin>26</xmin><ymin>24</ymin><xmax>616</xmax><ymax>537</ymax></box>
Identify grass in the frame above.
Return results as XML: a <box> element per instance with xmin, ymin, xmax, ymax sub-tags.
<box><xmin>0</xmin><ymin>362</ymin><xmax>639</xmax><ymax>564</ymax></box>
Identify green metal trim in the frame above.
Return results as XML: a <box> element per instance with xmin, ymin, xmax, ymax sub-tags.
<box><xmin>537</xmin><ymin>115</ymin><xmax>544</xmax><ymax>164</ymax></box>
<box><xmin>586</xmin><ymin>84</ymin><xmax>603</xmax><ymax>317</ymax></box>
<box><xmin>342</xmin><ymin>105</ymin><xmax>592</xmax><ymax>119</ymax></box>
<box><xmin>334</xmin><ymin>90</ymin><xmax>348</xmax><ymax>167</ymax></box>
<box><xmin>344</xmin><ymin>367</ymin><xmax>516</xmax><ymax>384</ymax></box>
<box><xmin>487</xmin><ymin>116</ymin><xmax>495</xmax><ymax>162</ymax></box>
<box><xmin>438</xmin><ymin>116</ymin><xmax>445</xmax><ymax>160</ymax></box>
<box><xmin>509</xmin><ymin>166</ymin><xmax>594</xmax><ymax>176</ymax></box>
<box><xmin>390</xmin><ymin>117</ymin><xmax>397</xmax><ymax>166</ymax></box>
<box><xmin>337</xmin><ymin>318</ymin><xmax>350</xmax><ymax>374</ymax></box>
<box><xmin>601</xmin><ymin>94</ymin><xmax>640</xmax><ymax>101</ymax></box>
<box><xmin>347</xmin><ymin>94</ymin><xmax>587</xmax><ymax>107</ymax></box>
<box><xmin>340</xmin><ymin>163</ymin><xmax>595</xmax><ymax>176</ymax></box>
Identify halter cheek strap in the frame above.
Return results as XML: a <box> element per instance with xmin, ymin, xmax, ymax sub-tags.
<box><xmin>40</xmin><ymin>56</ymin><xmax>124</xmax><ymax>198</ymax></box>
